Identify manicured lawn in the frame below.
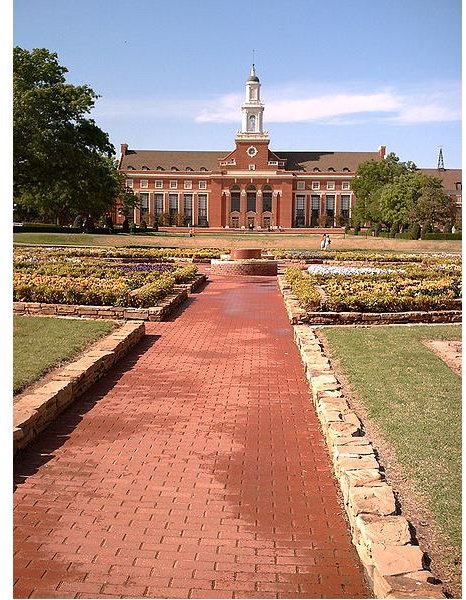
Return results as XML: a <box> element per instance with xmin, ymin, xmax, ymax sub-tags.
<box><xmin>321</xmin><ymin>325</ymin><xmax>461</xmax><ymax>556</ymax></box>
<box><xmin>13</xmin><ymin>231</ymin><xmax>462</xmax><ymax>253</ymax></box>
<box><xmin>13</xmin><ymin>315</ymin><xmax>117</xmax><ymax>394</ymax></box>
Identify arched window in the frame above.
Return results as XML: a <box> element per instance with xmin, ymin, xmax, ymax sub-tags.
<box><xmin>142</xmin><ymin>166</ymin><xmax>149</xmax><ymax>171</ymax></box>
<box><xmin>248</xmin><ymin>115</ymin><xmax>256</xmax><ymax>132</ymax></box>
<box><xmin>246</xmin><ymin>185</ymin><xmax>256</xmax><ymax>212</ymax></box>
<box><xmin>200</xmin><ymin>166</ymin><xmax>208</xmax><ymax>172</ymax></box>
<box><xmin>127</xmin><ymin>166</ymin><xmax>135</xmax><ymax>170</ymax></box>
<box><xmin>343</xmin><ymin>167</ymin><xmax>351</xmax><ymax>172</ymax></box>
<box><xmin>262</xmin><ymin>185</ymin><xmax>273</xmax><ymax>212</ymax></box>
<box><xmin>186</xmin><ymin>167</ymin><xmax>193</xmax><ymax>171</ymax></box>
<box><xmin>171</xmin><ymin>166</ymin><xmax>179</xmax><ymax>171</ymax></box>
<box><xmin>328</xmin><ymin>167</ymin><xmax>335</xmax><ymax>172</ymax></box>
<box><xmin>156</xmin><ymin>166</ymin><xmax>164</xmax><ymax>171</ymax></box>
<box><xmin>230</xmin><ymin>185</ymin><xmax>240</xmax><ymax>212</ymax></box>
<box><xmin>313</xmin><ymin>167</ymin><xmax>320</xmax><ymax>172</ymax></box>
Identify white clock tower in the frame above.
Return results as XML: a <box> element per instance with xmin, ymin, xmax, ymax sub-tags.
<box><xmin>236</xmin><ymin>65</ymin><xmax>269</xmax><ymax>141</ymax></box>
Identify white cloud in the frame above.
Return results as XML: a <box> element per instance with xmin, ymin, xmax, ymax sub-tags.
<box><xmin>196</xmin><ymin>82</ymin><xmax>461</xmax><ymax>125</ymax></box>
<box><xmin>92</xmin><ymin>81</ymin><xmax>461</xmax><ymax>126</ymax></box>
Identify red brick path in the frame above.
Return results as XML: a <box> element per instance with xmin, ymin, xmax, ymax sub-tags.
<box><xmin>13</xmin><ymin>275</ymin><xmax>369</xmax><ymax>599</ymax></box>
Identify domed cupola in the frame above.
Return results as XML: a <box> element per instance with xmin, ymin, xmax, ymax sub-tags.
<box><xmin>236</xmin><ymin>64</ymin><xmax>269</xmax><ymax>141</ymax></box>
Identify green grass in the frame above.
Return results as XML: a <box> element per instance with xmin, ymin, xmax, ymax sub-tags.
<box><xmin>322</xmin><ymin>325</ymin><xmax>461</xmax><ymax>554</ymax></box>
<box><xmin>13</xmin><ymin>315</ymin><xmax>117</xmax><ymax>394</ymax></box>
<box><xmin>13</xmin><ymin>231</ymin><xmax>462</xmax><ymax>253</ymax></box>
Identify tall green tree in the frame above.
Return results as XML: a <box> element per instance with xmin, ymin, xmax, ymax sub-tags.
<box><xmin>14</xmin><ymin>47</ymin><xmax>120</xmax><ymax>224</ymax></box>
<box><xmin>351</xmin><ymin>153</ymin><xmax>416</xmax><ymax>224</ymax></box>
<box><xmin>376</xmin><ymin>172</ymin><xmax>454</xmax><ymax>229</ymax></box>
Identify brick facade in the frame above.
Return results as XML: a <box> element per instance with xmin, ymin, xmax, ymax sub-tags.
<box><xmin>116</xmin><ymin>66</ymin><xmax>461</xmax><ymax>229</ymax></box>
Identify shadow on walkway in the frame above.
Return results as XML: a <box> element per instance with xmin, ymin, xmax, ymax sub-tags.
<box><xmin>13</xmin><ymin>333</ymin><xmax>161</xmax><ymax>490</ymax></box>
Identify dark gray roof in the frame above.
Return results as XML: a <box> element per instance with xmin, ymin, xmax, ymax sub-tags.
<box><xmin>120</xmin><ymin>149</ymin><xmax>382</xmax><ymax>173</ymax></box>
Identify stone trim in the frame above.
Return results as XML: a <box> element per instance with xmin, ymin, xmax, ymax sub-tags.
<box><xmin>13</xmin><ymin>275</ymin><xmax>206</xmax><ymax>322</ymax></box>
<box><xmin>291</xmin><ymin>324</ymin><xmax>445</xmax><ymax>599</ymax></box>
<box><xmin>13</xmin><ymin>321</ymin><xmax>145</xmax><ymax>454</ymax></box>
<box><xmin>211</xmin><ymin>259</ymin><xmax>278</xmax><ymax>276</ymax></box>
<box><xmin>277</xmin><ymin>275</ymin><xmax>461</xmax><ymax>325</ymax></box>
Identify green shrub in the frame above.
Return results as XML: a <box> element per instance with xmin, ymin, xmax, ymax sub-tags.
<box><xmin>408</xmin><ymin>223</ymin><xmax>421</xmax><ymax>240</ymax></box>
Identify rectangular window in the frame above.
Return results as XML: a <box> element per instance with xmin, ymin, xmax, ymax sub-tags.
<box><xmin>456</xmin><ymin>182</ymin><xmax>462</xmax><ymax>190</ymax></box>
<box><xmin>297</xmin><ymin>181</ymin><xmax>305</xmax><ymax>191</ymax></box>
<box><xmin>140</xmin><ymin>179</ymin><xmax>148</xmax><ymax>189</ymax></box>
<box><xmin>183</xmin><ymin>194</ymin><xmax>193</xmax><ymax>219</ymax></box>
<box><xmin>198</xmin><ymin>194</ymin><xmax>208</xmax><ymax>226</ymax></box>
<box><xmin>125</xmin><ymin>179</ymin><xmax>133</xmax><ymax>188</ymax></box>
<box><xmin>262</xmin><ymin>192</ymin><xmax>272</xmax><ymax>213</ymax></box>
<box><xmin>155</xmin><ymin>180</ymin><xmax>163</xmax><ymax>188</ymax></box>
<box><xmin>139</xmin><ymin>192</ymin><xmax>149</xmax><ymax>212</ymax></box>
<box><xmin>154</xmin><ymin>193</ymin><xmax>163</xmax><ymax>214</ymax></box>
<box><xmin>169</xmin><ymin>193</ymin><xmax>178</xmax><ymax>214</ymax></box>
<box><xmin>311</xmin><ymin>181</ymin><xmax>320</xmax><ymax>190</ymax></box>
<box><xmin>342</xmin><ymin>181</ymin><xmax>350</xmax><ymax>190</ymax></box>
<box><xmin>248</xmin><ymin>164</ymin><xmax>256</xmax><ymax>171</ymax></box>
<box><xmin>325</xmin><ymin>195</ymin><xmax>335</xmax><ymax>211</ymax></box>
<box><xmin>327</xmin><ymin>181</ymin><xmax>335</xmax><ymax>190</ymax></box>
<box><xmin>231</xmin><ymin>191</ymin><xmax>240</xmax><ymax>212</ymax></box>
<box><xmin>169</xmin><ymin>180</ymin><xmax>177</xmax><ymax>189</ymax></box>
<box><xmin>341</xmin><ymin>195</ymin><xmax>350</xmax><ymax>211</ymax></box>
<box><xmin>295</xmin><ymin>194</ymin><xmax>305</xmax><ymax>227</ymax></box>
<box><xmin>199</xmin><ymin>180</ymin><xmax>207</xmax><ymax>189</ymax></box>
<box><xmin>311</xmin><ymin>195</ymin><xmax>320</xmax><ymax>210</ymax></box>
<box><xmin>184</xmin><ymin>180</ymin><xmax>192</xmax><ymax>190</ymax></box>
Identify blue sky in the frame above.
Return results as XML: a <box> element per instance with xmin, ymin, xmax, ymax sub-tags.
<box><xmin>13</xmin><ymin>0</ymin><xmax>462</xmax><ymax>167</ymax></box>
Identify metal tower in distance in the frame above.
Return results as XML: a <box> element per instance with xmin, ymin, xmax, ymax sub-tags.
<box><xmin>437</xmin><ymin>147</ymin><xmax>445</xmax><ymax>170</ymax></box>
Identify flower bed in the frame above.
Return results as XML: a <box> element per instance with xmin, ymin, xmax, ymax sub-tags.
<box><xmin>285</xmin><ymin>261</ymin><xmax>461</xmax><ymax>313</ymax></box>
<box><xmin>13</xmin><ymin>247</ymin><xmax>200</xmax><ymax>308</ymax></box>
<box><xmin>14</xmin><ymin>246</ymin><xmax>222</xmax><ymax>261</ymax></box>
<box><xmin>274</xmin><ymin>250</ymin><xmax>460</xmax><ymax>264</ymax></box>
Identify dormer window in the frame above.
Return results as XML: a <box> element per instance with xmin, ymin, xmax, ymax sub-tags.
<box><xmin>200</xmin><ymin>167</ymin><xmax>208</xmax><ymax>172</ymax></box>
<box><xmin>343</xmin><ymin>167</ymin><xmax>351</xmax><ymax>172</ymax></box>
<box><xmin>171</xmin><ymin>166</ymin><xmax>179</xmax><ymax>171</ymax></box>
<box><xmin>186</xmin><ymin>167</ymin><xmax>193</xmax><ymax>171</ymax></box>
<box><xmin>127</xmin><ymin>166</ymin><xmax>135</xmax><ymax>170</ymax></box>
<box><xmin>313</xmin><ymin>167</ymin><xmax>320</xmax><ymax>172</ymax></box>
<box><xmin>156</xmin><ymin>166</ymin><xmax>164</xmax><ymax>171</ymax></box>
<box><xmin>328</xmin><ymin>167</ymin><xmax>335</xmax><ymax>172</ymax></box>
<box><xmin>142</xmin><ymin>166</ymin><xmax>149</xmax><ymax>171</ymax></box>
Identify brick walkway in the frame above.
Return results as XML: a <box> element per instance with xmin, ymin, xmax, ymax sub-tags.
<box><xmin>13</xmin><ymin>275</ymin><xmax>369</xmax><ymax>599</ymax></box>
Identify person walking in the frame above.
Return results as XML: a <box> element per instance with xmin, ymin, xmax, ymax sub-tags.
<box><xmin>320</xmin><ymin>234</ymin><xmax>326</xmax><ymax>250</ymax></box>
<box><xmin>324</xmin><ymin>234</ymin><xmax>331</xmax><ymax>250</ymax></box>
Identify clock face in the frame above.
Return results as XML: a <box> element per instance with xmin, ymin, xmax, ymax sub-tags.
<box><xmin>247</xmin><ymin>146</ymin><xmax>258</xmax><ymax>157</ymax></box>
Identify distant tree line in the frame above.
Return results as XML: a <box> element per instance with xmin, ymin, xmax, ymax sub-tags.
<box><xmin>13</xmin><ymin>47</ymin><xmax>138</xmax><ymax>224</ymax></box>
<box><xmin>351</xmin><ymin>153</ymin><xmax>457</xmax><ymax>235</ymax></box>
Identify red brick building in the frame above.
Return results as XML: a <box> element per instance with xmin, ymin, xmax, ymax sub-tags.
<box><xmin>117</xmin><ymin>66</ymin><xmax>460</xmax><ymax>229</ymax></box>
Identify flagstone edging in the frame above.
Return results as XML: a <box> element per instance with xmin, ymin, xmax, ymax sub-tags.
<box><xmin>291</xmin><ymin>323</ymin><xmax>445</xmax><ymax>599</ymax></box>
<box><xmin>13</xmin><ymin>321</ymin><xmax>145</xmax><ymax>455</ymax></box>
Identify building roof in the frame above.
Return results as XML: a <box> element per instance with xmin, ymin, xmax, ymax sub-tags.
<box><xmin>120</xmin><ymin>148</ymin><xmax>382</xmax><ymax>174</ymax></box>
<box><xmin>275</xmin><ymin>151</ymin><xmax>380</xmax><ymax>173</ymax></box>
<box><xmin>418</xmin><ymin>168</ymin><xmax>462</xmax><ymax>192</ymax></box>
<box><xmin>120</xmin><ymin>150</ymin><xmax>225</xmax><ymax>172</ymax></box>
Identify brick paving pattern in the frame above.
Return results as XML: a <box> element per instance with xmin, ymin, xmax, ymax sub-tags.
<box><xmin>14</xmin><ymin>275</ymin><xmax>369</xmax><ymax>599</ymax></box>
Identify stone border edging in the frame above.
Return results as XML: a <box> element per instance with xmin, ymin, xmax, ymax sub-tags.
<box><xmin>277</xmin><ymin>275</ymin><xmax>461</xmax><ymax>325</ymax></box>
<box><xmin>13</xmin><ymin>321</ymin><xmax>145</xmax><ymax>454</ymax></box>
<box><xmin>13</xmin><ymin>275</ymin><xmax>207</xmax><ymax>322</ymax></box>
<box><xmin>291</xmin><ymin>325</ymin><xmax>445</xmax><ymax>598</ymax></box>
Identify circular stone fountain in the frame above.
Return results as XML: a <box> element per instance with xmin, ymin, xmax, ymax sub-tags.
<box><xmin>210</xmin><ymin>248</ymin><xmax>277</xmax><ymax>276</ymax></box>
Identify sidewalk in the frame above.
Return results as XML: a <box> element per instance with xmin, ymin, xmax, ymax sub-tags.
<box><xmin>14</xmin><ymin>275</ymin><xmax>369</xmax><ymax>599</ymax></box>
